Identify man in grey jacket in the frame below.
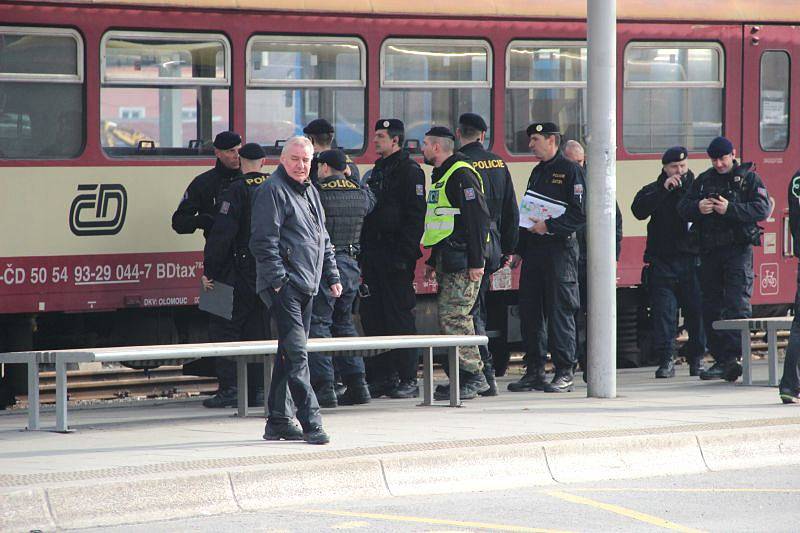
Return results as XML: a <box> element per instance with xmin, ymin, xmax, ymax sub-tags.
<box><xmin>250</xmin><ymin>136</ymin><xmax>342</xmax><ymax>445</ymax></box>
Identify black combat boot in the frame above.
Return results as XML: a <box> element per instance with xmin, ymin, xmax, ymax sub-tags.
<box><xmin>263</xmin><ymin>419</ymin><xmax>304</xmax><ymax>441</ymax></box>
<box><xmin>543</xmin><ymin>370</ymin><xmax>574</xmax><ymax>393</ymax></box>
<box><xmin>507</xmin><ymin>367</ymin><xmax>548</xmax><ymax>392</ymax></box>
<box><xmin>314</xmin><ymin>382</ymin><xmax>338</xmax><ymax>408</ymax></box>
<box><xmin>434</xmin><ymin>371</ymin><xmax>488</xmax><ymax>401</ymax></box>
<box><xmin>700</xmin><ymin>361</ymin><xmax>742</xmax><ymax>382</ymax></box>
<box><xmin>655</xmin><ymin>359</ymin><xmax>675</xmax><ymax>378</ymax></box>
<box><xmin>338</xmin><ymin>373</ymin><xmax>371</xmax><ymax>405</ymax></box>
<box><xmin>389</xmin><ymin>379</ymin><xmax>419</xmax><ymax>399</ymax></box>
<box><xmin>689</xmin><ymin>356</ymin><xmax>704</xmax><ymax>377</ymax></box>
<box><xmin>202</xmin><ymin>386</ymin><xmax>238</xmax><ymax>408</ymax></box>
<box><xmin>368</xmin><ymin>377</ymin><xmax>398</xmax><ymax>399</ymax></box>
<box><xmin>479</xmin><ymin>363</ymin><xmax>498</xmax><ymax>396</ymax></box>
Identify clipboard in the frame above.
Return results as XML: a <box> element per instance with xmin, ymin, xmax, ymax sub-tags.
<box><xmin>198</xmin><ymin>280</ymin><xmax>234</xmax><ymax>320</ymax></box>
<box><xmin>519</xmin><ymin>190</ymin><xmax>567</xmax><ymax>229</ymax></box>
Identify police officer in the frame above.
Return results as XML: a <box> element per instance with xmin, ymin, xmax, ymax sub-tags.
<box><xmin>361</xmin><ymin>119</ymin><xmax>426</xmax><ymax>399</ymax></box>
<box><xmin>303</xmin><ymin>118</ymin><xmax>360</xmax><ymax>184</ymax></box>
<box><xmin>456</xmin><ymin>113</ymin><xmax>519</xmax><ymax>395</ymax></box>
<box><xmin>508</xmin><ymin>122</ymin><xmax>585</xmax><ymax>393</ymax></box>
<box><xmin>171</xmin><ymin>131</ymin><xmax>242</xmax><ymax>405</ymax></box>
<box><xmin>677</xmin><ymin>136</ymin><xmax>770</xmax><ymax>381</ymax></box>
<box><xmin>172</xmin><ymin>131</ymin><xmax>242</xmax><ymax>237</ymax></box>
<box><xmin>308</xmin><ymin>149</ymin><xmax>376</xmax><ymax>407</ymax></box>
<box><xmin>632</xmin><ymin>146</ymin><xmax>706</xmax><ymax>378</ymax></box>
<box><xmin>201</xmin><ymin>143</ymin><xmax>270</xmax><ymax>407</ymax></box>
<box><xmin>779</xmin><ymin>167</ymin><xmax>800</xmax><ymax>404</ymax></box>
<box><xmin>420</xmin><ymin>126</ymin><xmax>490</xmax><ymax>400</ymax></box>
<box><xmin>562</xmin><ymin>140</ymin><xmax>623</xmax><ymax>383</ymax></box>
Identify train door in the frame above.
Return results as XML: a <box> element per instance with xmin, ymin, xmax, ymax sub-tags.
<box><xmin>741</xmin><ymin>25</ymin><xmax>800</xmax><ymax>308</ymax></box>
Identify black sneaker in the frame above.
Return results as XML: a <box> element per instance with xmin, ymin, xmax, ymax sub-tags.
<box><xmin>723</xmin><ymin>362</ymin><xmax>743</xmax><ymax>383</ymax></box>
<box><xmin>263</xmin><ymin>419</ymin><xmax>304</xmax><ymax>441</ymax></box>
<box><xmin>655</xmin><ymin>360</ymin><xmax>675</xmax><ymax>379</ymax></box>
<box><xmin>389</xmin><ymin>379</ymin><xmax>419</xmax><ymax>399</ymax></box>
<box><xmin>779</xmin><ymin>390</ymin><xmax>800</xmax><ymax>404</ymax></box>
<box><xmin>314</xmin><ymin>382</ymin><xmax>338</xmax><ymax>408</ymax></box>
<box><xmin>507</xmin><ymin>369</ymin><xmax>547</xmax><ymax>392</ymax></box>
<box><xmin>544</xmin><ymin>371</ymin><xmax>574</xmax><ymax>393</ymax></box>
<box><xmin>202</xmin><ymin>386</ymin><xmax>238</xmax><ymax>408</ymax></box>
<box><xmin>700</xmin><ymin>361</ymin><xmax>741</xmax><ymax>381</ymax></box>
<box><xmin>303</xmin><ymin>426</ymin><xmax>330</xmax><ymax>445</ymax></box>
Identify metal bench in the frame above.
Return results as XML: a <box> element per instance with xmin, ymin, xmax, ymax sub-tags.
<box><xmin>0</xmin><ymin>334</ymin><xmax>487</xmax><ymax>432</ymax></box>
<box><xmin>712</xmin><ymin>317</ymin><xmax>793</xmax><ymax>386</ymax></box>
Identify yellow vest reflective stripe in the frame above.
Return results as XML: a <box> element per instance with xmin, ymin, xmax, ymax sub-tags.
<box><xmin>422</xmin><ymin>160</ymin><xmax>483</xmax><ymax>247</ymax></box>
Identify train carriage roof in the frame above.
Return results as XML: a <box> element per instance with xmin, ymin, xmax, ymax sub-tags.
<box><xmin>35</xmin><ymin>0</ymin><xmax>799</xmax><ymax>22</ymax></box>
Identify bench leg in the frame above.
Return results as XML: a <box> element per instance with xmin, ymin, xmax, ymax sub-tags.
<box><xmin>767</xmin><ymin>325</ymin><xmax>779</xmax><ymax>387</ymax></box>
<box><xmin>420</xmin><ymin>347</ymin><xmax>433</xmax><ymax>406</ymax></box>
<box><xmin>26</xmin><ymin>360</ymin><xmax>40</xmax><ymax>431</ymax></box>
<box><xmin>237</xmin><ymin>359</ymin><xmax>248</xmax><ymax>417</ymax></box>
<box><xmin>263</xmin><ymin>355</ymin><xmax>273</xmax><ymax>419</ymax></box>
<box><xmin>741</xmin><ymin>329</ymin><xmax>752</xmax><ymax>386</ymax></box>
<box><xmin>55</xmin><ymin>359</ymin><xmax>69</xmax><ymax>432</ymax></box>
<box><xmin>448</xmin><ymin>346</ymin><xmax>461</xmax><ymax>407</ymax></box>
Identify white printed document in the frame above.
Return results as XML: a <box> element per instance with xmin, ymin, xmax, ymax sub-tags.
<box><xmin>519</xmin><ymin>190</ymin><xmax>567</xmax><ymax>229</ymax></box>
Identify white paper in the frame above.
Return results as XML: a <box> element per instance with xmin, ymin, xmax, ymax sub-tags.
<box><xmin>519</xmin><ymin>190</ymin><xmax>567</xmax><ymax>229</ymax></box>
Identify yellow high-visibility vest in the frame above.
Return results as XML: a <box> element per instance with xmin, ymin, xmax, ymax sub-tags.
<box><xmin>422</xmin><ymin>160</ymin><xmax>484</xmax><ymax>247</ymax></box>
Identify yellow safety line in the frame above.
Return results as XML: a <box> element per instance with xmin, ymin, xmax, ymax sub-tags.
<box><xmin>566</xmin><ymin>488</ymin><xmax>800</xmax><ymax>494</ymax></box>
<box><xmin>304</xmin><ymin>509</ymin><xmax>574</xmax><ymax>533</ymax></box>
<box><xmin>544</xmin><ymin>490</ymin><xmax>707</xmax><ymax>533</ymax></box>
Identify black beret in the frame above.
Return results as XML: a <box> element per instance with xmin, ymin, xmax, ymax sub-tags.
<box><xmin>317</xmin><ymin>149</ymin><xmax>347</xmax><ymax>172</ymax></box>
<box><xmin>661</xmin><ymin>146</ymin><xmax>688</xmax><ymax>165</ymax></box>
<box><xmin>213</xmin><ymin>131</ymin><xmax>242</xmax><ymax>150</ymax></box>
<box><xmin>458</xmin><ymin>112</ymin><xmax>487</xmax><ymax>132</ymax></box>
<box><xmin>707</xmin><ymin>136</ymin><xmax>734</xmax><ymax>159</ymax></box>
<box><xmin>375</xmin><ymin>118</ymin><xmax>404</xmax><ymax>132</ymax></box>
<box><xmin>239</xmin><ymin>142</ymin><xmax>265</xmax><ymax>160</ymax></box>
<box><xmin>425</xmin><ymin>126</ymin><xmax>455</xmax><ymax>140</ymax></box>
<box><xmin>526</xmin><ymin>122</ymin><xmax>560</xmax><ymax>136</ymax></box>
<box><xmin>303</xmin><ymin>118</ymin><xmax>334</xmax><ymax>135</ymax></box>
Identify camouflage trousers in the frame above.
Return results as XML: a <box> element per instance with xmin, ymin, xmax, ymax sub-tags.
<box><xmin>436</xmin><ymin>268</ymin><xmax>483</xmax><ymax>374</ymax></box>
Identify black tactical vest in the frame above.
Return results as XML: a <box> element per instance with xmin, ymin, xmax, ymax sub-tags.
<box><xmin>317</xmin><ymin>174</ymin><xmax>368</xmax><ymax>249</ymax></box>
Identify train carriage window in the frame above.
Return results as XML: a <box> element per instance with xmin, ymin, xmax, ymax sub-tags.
<box><xmin>380</xmin><ymin>39</ymin><xmax>491</xmax><ymax>150</ymax></box>
<box><xmin>505</xmin><ymin>41</ymin><xmax>586</xmax><ymax>154</ymax></box>
<box><xmin>0</xmin><ymin>27</ymin><xmax>84</xmax><ymax>159</ymax></box>
<box><xmin>100</xmin><ymin>31</ymin><xmax>230</xmax><ymax>157</ymax></box>
<box><xmin>623</xmin><ymin>42</ymin><xmax>724</xmax><ymax>153</ymax></box>
<box><xmin>760</xmin><ymin>51</ymin><xmax>790</xmax><ymax>151</ymax></box>
<box><xmin>246</xmin><ymin>36</ymin><xmax>366</xmax><ymax>155</ymax></box>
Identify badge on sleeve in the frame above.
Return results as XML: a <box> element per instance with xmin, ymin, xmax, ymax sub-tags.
<box><xmin>757</xmin><ymin>187</ymin><xmax>768</xmax><ymax>198</ymax></box>
<box><xmin>574</xmin><ymin>184</ymin><xmax>584</xmax><ymax>195</ymax></box>
<box><xmin>464</xmin><ymin>187</ymin><xmax>476</xmax><ymax>201</ymax></box>
<box><xmin>416</xmin><ymin>184</ymin><xmax>424</xmax><ymax>196</ymax></box>
<box><xmin>792</xmin><ymin>176</ymin><xmax>800</xmax><ymax>199</ymax></box>
<box><xmin>219</xmin><ymin>201</ymin><xmax>230</xmax><ymax>215</ymax></box>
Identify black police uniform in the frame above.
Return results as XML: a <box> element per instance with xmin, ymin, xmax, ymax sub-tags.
<box><xmin>360</xmin><ymin>149</ymin><xmax>426</xmax><ymax>396</ymax></box>
<box><xmin>310</xmin><ymin>149</ymin><xmax>361</xmax><ymax>185</ymax></box>
<box><xmin>458</xmin><ymin>140</ymin><xmax>519</xmax><ymax>386</ymax></box>
<box><xmin>515</xmin><ymin>150</ymin><xmax>586</xmax><ymax>383</ymax></box>
<box><xmin>308</xmin><ymin>170</ymin><xmax>375</xmax><ymax>403</ymax></box>
<box><xmin>677</xmin><ymin>161</ymin><xmax>770</xmax><ymax>378</ymax></box>
<box><xmin>172</xmin><ymin>160</ymin><xmax>240</xmax><ymax>238</ymax></box>
<box><xmin>779</xmin><ymin>168</ymin><xmax>800</xmax><ymax>402</ymax></box>
<box><xmin>203</xmin><ymin>171</ymin><xmax>271</xmax><ymax>396</ymax></box>
<box><xmin>632</xmin><ymin>169</ymin><xmax>705</xmax><ymax>375</ymax></box>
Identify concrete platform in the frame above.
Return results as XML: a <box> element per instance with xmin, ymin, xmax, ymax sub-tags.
<box><xmin>2</xmin><ymin>362</ymin><xmax>799</xmax><ymax>531</ymax></box>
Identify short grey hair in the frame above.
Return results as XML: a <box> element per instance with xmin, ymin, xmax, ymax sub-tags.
<box><xmin>428</xmin><ymin>135</ymin><xmax>455</xmax><ymax>154</ymax></box>
<box><xmin>281</xmin><ymin>135</ymin><xmax>314</xmax><ymax>157</ymax></box>
<box><xmin>564</xmin><ymin>139</ymin><xmax>584</xmax><ymax>155</ymax></box>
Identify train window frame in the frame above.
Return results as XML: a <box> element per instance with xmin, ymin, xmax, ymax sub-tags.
<box><xmin>0</xmin><ymin>26</ymin><xmax>85</xmax><ymax>160</ymax></box>
<box><xmin>759</xmin><ymin>49</ymin><xmax>790</xmax><ymax>152</ymax></box>
<box><xmin>380</xmin><ymin>38</ymin><xmax>492</xmax><ymax>152</ymax></box>
<box><xmin>100</xmin><ymin>31</ymin><xmax>230</xmax><ymax>87</ymax></box>
<box><xmin>623</xmin><ymin>41</ymin><xmax>725</xmax><ymax>154</ymax></box>
<box><xmin>245</xmin><ymin>35</ymin><xmax>367</xmax><ymax>156</ymax></box>
<box><xmin>504</xmin><ymin>40</ymin><xmax>587</xmax><ymax>154</ymax></box>
<box><xmin>99</xmin><ymin>31</ymin><xmax>232</xmax><ymax>158</ymax></box>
